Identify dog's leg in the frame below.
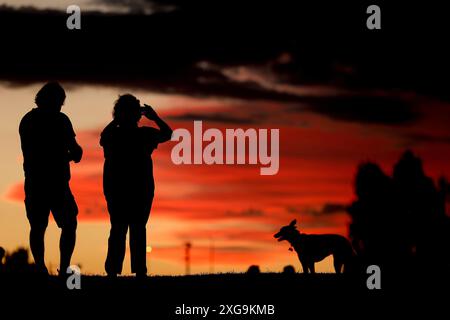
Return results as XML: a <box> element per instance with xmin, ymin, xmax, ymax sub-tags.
<box><xmin>333</xmin><ymin>257</ymin><xmax>343</xmax><ymax>274</ymax></box>
<box><xmin>309</xmin><ymin>263</ymin><xmax>315</xmax><ymax>274</ymax></box>
<box><xmin>300</xmin><ymin>261</ymin><xmax>309</xmax><ymax>274</ymax></box>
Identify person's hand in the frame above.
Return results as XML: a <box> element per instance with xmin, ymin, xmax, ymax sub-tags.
<box><xmin>142</xmin><ymin>104</ymin><xmax>158</xmax><ymax>120</ymax></box>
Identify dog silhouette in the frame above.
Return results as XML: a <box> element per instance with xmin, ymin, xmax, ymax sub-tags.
<box><xmin>274</xmin><ymin>219</ymin><xmax>354</xmax><ymax>273</ymax></box>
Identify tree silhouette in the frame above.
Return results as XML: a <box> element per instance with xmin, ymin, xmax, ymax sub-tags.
<box><xmin>348</xmin><ymin>150</ymin><xmax>450</xmax><ymax>270</ymax></box>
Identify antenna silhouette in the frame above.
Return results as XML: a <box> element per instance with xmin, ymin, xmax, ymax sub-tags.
<box><xmin>185</xmin><ymin>242</ymin><xmax>192</xmax><ymax>275</ymax></box>
<box><xmin>209</xmin><ymin>238</ymin><xmax>215</xmax><ymax>274</ymax></box>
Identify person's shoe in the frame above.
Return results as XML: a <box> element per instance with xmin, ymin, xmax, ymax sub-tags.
<box><xmin>33</xmin><ymin>264</ymin><xmax>49</xmax><ymax>285</ymax></box>
<box><xmin>58</xmin><ymin>265</ymin><xmax>71</xmax><ymax>277</ymax></box>
<box><xmin>35</xmin><ymin>263</ymin><xmax>49</xmax><ymax>276</ymax></box>
<box><xmin>57</xmin><ymin>268</ymin><xmax>69</xmax><ymax>282</ymax></box>
<box><xmin>136</xmin><ymin>272</ymin><xmax>147</xmax><ymax>281</ymax></box>
<box><xmin>107</xmin><ymin>272</ymin><xmax>118</xmax><ymax>280</ymax></box>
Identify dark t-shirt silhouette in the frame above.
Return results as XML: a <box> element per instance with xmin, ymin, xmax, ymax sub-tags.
<box><xmin>19</xmin><ymin>107</ymin><xmax>80</xmax><ymax>229</ymax></box>
<box><xmin>100</xmin><ymin>125</ymin><xmax>165</xmax><ymax>206</ymax></box>
<box><xmin>19</xmin><ymin>108</ymin><xmax>77</xmax><ymax>182</ymax></box>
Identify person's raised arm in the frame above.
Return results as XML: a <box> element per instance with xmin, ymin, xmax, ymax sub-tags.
<box><xmin>142</xmin><ymin>104</ymin><xmax>173</xmax><ymax>142</ymax></box>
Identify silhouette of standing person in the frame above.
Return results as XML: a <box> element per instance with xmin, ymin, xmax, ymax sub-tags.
<box><xmin>101</xmin><ymin>94</ymin><xmax>172</xmax><ymax>279</ymax></box>
<box><xmin>19</xmin><ymin>82</ymin><xmax>83</xmax><ymax>275</ymax></box>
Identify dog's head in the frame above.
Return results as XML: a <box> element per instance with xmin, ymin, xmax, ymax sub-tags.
<box><xmin>274</xmin><ymin>219</ymin><xmax>299</xmax><ymax>242</ymax></box>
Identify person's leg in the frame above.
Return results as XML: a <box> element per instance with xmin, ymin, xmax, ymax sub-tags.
<box><xmin>129</xmin><ymin>222</ymin><xmax>147</xmax><ymax>276</ymax></box>
<box><xmin>29</xmin><ymin>223</ymin><xmax>48</xmax><ymax>273</ymax></box>
<box><xmin>60</xmin><ymin>220</ymin><xmax>77</xmax><ymax>272</ymax></box>
<box><xmin>129</xmin><ymin>199</ymin><xmax>152</xmax><ymax>277</ymax></box>
<box><xmin>25</xmin><ymin>182</ymin><xmax>49</xmax><ymax>274</ymax></box>
<box><xmin>105</xmin><ymin>222</ymin><xmax>128</xmax><ymax>276</ymax></box>
<box><xmin>52</xmin><ymin>184</ymin><xmax>79</xmax><ymax>273</ymax></box>
<box><xmin>105</xmin><ymin>201</ymin><xmax>128</xmax><ymax>276</ymax></box>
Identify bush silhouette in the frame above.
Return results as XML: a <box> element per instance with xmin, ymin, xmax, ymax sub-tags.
<box><xmin>348</xmin><ymin>150</ymin><xmax>450</xmax><ymax>270</ymax></box>
<box><xmin>2</xmin><ymin>247</ymin><xmax>36</xmax><ymax>273</ymax></box>
<box><xmin>282</xmin><ymin>265</ymin><xmax>296</xmax><ymax>274</ymax></box>
<box><xmin>246</xmin><ymin>265</ymin><xmax>261</xmax><ymax>275</ymax></box>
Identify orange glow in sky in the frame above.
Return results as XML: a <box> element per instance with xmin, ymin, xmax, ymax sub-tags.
<box><xmin>1</xmin><ymin>83</ymin><xmax>450</xmax><ymax>275</ymax></box>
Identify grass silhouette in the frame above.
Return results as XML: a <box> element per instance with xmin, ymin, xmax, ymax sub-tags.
<box><xmin>1</xmin><ymin>271</ymin><xmax>447</xmax><ymax>319</ymax></box>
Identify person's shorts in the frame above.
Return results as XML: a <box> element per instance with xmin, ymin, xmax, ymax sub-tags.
<box><xmin>24</xmin><ymin>179</ymin><xmax>78</xmax><ymax>229</ymax></box>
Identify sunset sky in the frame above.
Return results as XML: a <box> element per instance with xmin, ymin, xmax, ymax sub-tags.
<box><xmin>0</xmin><ymin>1</ymin><xmax>449</xmax><ymax>275</ymax></box>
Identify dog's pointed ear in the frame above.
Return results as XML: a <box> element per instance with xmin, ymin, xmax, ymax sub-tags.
<box><xmin>289</xmin><ymin>219</ymin><xmax>297</xmax><ymax>227</ymax></box>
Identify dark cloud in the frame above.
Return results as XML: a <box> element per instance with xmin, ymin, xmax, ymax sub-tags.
<box><xmin>0</xmin><ymin>2</ymin><xmax>448</xmax><ymax>125</ymax></box>
<box><xmin>288</xmin><ymin>203</ymin><xmax>347</xmax><ymax>216</ymax></box>
<box><xmin>93</xmin><ymin>0</ymin><xmax>177</xmax><ymax>14</ymax></box>
<box><xmin>319</xmin><ymin>203</ymin><xmax>348</xmax><ymax>215</ymax></box>
<box><xmin>167</xmin><ymin>112</ymin><xmax>259</xmax><ymax>125</ymax></box>
<box><xmin>301</xmin><ymin>95</ymin><xmax>419</xmax><ymax>125</ymax></box>
<box><xmin>168</xmin><ymin>94</ymin><xmax>417</xmax><ymax>126</ymax></box>
<box><xmin>405</xmin><ymin>133</ymin><xmax>450</xmax><ymax>145</ymax></box>
<box><xmin>225</xmin><ymin>209</ymin><xmax>265</xmax><ymax>217</ymax></box>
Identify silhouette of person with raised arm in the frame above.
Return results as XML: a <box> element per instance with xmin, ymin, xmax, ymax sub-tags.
<box><xmin>19</xmin><ymin>82</ymin><xmax>83</xmax><ymax>275</ymax></box>
<box><xmin>101</xmin><ymin>94</ymin><xmax>172</xmax><ymax>279</ymax></box>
